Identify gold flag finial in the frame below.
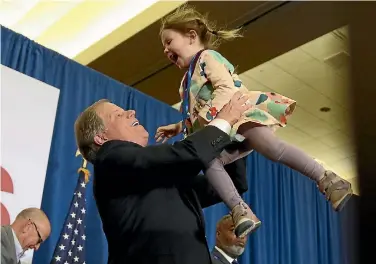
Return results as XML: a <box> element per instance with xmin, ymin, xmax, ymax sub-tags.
<box><xmin>78</xmin><ymin>168</ymin><xmax>90</xmax><ymax>183</ymax></box>
<box><xmin>76</xmin><ymin>149</ymin><xmax>89</xmax><ymax>183</ymax></box>
<box><xmin>76</xmin><ymin>149</ymin><xmax>88</xmax><ymax>169</ymax></box>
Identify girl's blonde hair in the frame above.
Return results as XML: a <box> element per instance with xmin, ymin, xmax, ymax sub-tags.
<box><xmin>160</xmin><ymin>4</ymin><xmax>242</xmax><ymax>49</ymax></box>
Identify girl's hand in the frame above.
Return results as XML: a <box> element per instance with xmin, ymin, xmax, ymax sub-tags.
<box><xmin>155</xmin><ymin>122</ymin><xmax>183</xmax><ymax>143</ymax></box>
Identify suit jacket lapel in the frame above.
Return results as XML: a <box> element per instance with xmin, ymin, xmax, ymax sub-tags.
<box><xmin>6</xmin><ymin>226</ymin><xmax>17</xmax><ymax>263</ymax></box>
<box><xmin>2</xmin><ymin>225</ymin><xmax>17</xmax><ymax>263</ymax></box>
<box><xmin>212</xmin><ymin>248</ymin><xmax>231</xmax><ymax>264</ymax></box>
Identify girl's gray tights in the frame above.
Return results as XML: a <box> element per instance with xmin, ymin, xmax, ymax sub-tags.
<box><xmin>205</xmin><ymin>126</ymin><xmax>326</xmax><ymax>209</ymax></box>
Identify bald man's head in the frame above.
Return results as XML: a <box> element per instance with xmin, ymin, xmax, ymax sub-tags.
<box><xmin>215</xmin><ymin>214</ymin><xmax>247</xmax><ymax>258</ymax></box>
<box><xmin>11</xmin><ymin>207</ymin><xmax>51</xmax><ymax>251</ymax></box>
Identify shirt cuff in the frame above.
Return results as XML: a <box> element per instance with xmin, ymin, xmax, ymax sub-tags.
<box><xmin>208</xmin><ymin>118</ymin><xmax>231</xmax><ymax>135</ymax></box>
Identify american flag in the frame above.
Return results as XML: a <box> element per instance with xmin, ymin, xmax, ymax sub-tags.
<box><xmin>50</xmin><ymin>168</ymin><xmax>89</xmax><ymax>264</ymax></box>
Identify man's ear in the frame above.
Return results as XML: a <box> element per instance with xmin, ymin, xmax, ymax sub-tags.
<box><xmin>22</xmin><ymin>220</ymin><xmax>32</xmax><ymax>233</ymax></box>
<box><xmin>94</xmin><ymin>133</ymin><xmax>107</xmax><ymax>146</ymax></box>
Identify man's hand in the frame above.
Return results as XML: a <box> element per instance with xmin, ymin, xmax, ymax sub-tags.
<box><xmin>216</xmin><ymin>91</ymin><xmax>250</xmax><ymax>126</ymax></box>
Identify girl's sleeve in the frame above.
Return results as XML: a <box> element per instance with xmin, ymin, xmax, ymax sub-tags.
<box><xmin>198</xmin><ymin>50</ymin><xmax>239</xmax><ymax>121</ymax></box>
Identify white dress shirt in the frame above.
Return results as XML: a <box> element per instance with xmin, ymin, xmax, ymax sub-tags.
<box><xmin>208</xmin><ymin>119</ymin><xmax>231</xmax><ymax>135</ymax></box>
<box><xmin>11</xmin><ymin>228</ymin><xmax>23</xmax><ymax>262</ymax></box>
<box><xmin>215</xmin><ymin>246</ymin><xmax>237</xmax><ymax>264</ymax></box>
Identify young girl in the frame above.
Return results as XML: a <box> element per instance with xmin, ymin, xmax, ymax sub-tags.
<box><xmin>155</xmin><ymin>5</ymin><xmax>353</xmax><ymax>238</ymax></box>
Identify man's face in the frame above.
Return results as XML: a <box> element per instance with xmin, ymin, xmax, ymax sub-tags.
<box><xmin>95</xmin><ymin>102</ymin><xmax>149</xmax><ymax>147</ymax></box>
<box><xmin>21</xmin><ymin>218</ymin><xmax>50</xmax><ymax>251</ymax></box>
<box><xmin>216</xmin><ymin>217</ymin><xmax>248</xmax><ymax>258</ymax></box>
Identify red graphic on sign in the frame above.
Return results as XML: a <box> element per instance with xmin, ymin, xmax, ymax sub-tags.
<box><xmin>1</xmin><ymin>166</ymin><xmax>14</xmax><ymax>225</ymax></box>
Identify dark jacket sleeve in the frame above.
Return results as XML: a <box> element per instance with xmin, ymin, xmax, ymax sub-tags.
<box><xmin>95</xmin><ymin>125</ymin><xmax>233</xmax><ymax>191</ymax></box>
<box><xmin>193</xmin><ymin>157</ymin><xmax>248</xmax><ymax>208</ymax></box>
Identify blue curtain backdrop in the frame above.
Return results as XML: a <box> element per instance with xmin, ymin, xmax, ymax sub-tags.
<box><xmin>1</xmin><ymin>26</ymin><xmax>356</xmax><ymax>264</ymax></box>
<box><xmin>1</xmin><ymin>26</ymin><xmax>182</xmax><ymax>264</ymax></box>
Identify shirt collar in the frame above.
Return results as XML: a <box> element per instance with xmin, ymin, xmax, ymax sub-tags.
<box><xmin>11</xmin><ymin>228</ymin><xmax>24</xmax><ymax>262</ymax></box>
<box><xmin>215</xmin><ymin>246</ymin><xmax>236</xmax><ymax>263</ymax></box>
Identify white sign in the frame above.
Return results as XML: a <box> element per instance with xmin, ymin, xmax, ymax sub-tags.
<box><xmin>0</xmin><ymin>65</ymin><xmax>60</xmax><ymax>263</ymax></box>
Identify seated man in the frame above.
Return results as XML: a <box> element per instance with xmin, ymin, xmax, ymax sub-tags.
<box><xmin>212</xmin><ymin>214</ymin><xmax>248</xmax><ymax>264</ymax></box>
<box><xmin>74</xmin><ymin>92</ymin><xmax>250</xmax><ymax>264</ymax></box>
<box><xmin>1</xmin><ymin>207</ymin><xmax>51</xmax><ymax>264</ymax></box>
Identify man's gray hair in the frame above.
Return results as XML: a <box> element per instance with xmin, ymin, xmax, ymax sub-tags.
<box><xmin>74</xmin><ymin>99</ymin><xmax>109</xmax><ymax>163</ymax></box>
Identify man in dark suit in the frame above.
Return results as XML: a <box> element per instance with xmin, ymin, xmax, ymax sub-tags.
<box><xmin>74</xmin><ymin>92</ymin><xmax>250</xmax><ymax>264</ymax></box>
<box><xmin>1</xmin><ymin>208</ymin><xmax>51</xmax><ymax>264</ymax></box>
<box><xmin>212</xmin><ymin>214</ymin><xmax>248</xmax><ymax>264</ymax></box>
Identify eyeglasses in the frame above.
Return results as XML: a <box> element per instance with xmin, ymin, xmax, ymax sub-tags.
<box><xmin>29</xmin><ymin>219</ymin><xmax>43</xmax><ymax>244</ymax></box>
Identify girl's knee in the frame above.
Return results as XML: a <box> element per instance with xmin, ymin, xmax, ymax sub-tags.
<box><xmin>259</xmin><ymin>140</ymin><xmax>286</xmax><ymax>162</ymax></box>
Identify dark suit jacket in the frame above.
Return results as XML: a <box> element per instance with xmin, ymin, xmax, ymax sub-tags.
<box><xmin>93</xmin><ymin>126</ymin><xmax>248</xmax><ymax>264</ymax></box>
<box><xmin>211</xmin><ymin>247</ymin><xmax>234</xmax><ymax>264</ymax></box>
<box><xmin>1</xmin><ymin>225</ymin><xmax>18</xmax><ymax>264</ymax></box>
